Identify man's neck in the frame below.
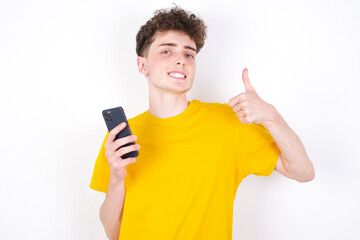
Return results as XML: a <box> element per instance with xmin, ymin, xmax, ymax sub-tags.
<box><xmin>148</xmin><ymin>90</ymin><xmax>189</xmax><ymax>119</ymax></box>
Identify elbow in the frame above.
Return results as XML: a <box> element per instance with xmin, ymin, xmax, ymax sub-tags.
<box><xmin>297</xmin><ymin>164</ymin><xmax>315</xmax><ymax>183</ymax></box>
<box><xmin>297</xmin><ymin>172</ymin><xmax>315</xmax><ymax>183</ymax></box>
<box><xmin>284</xmin><ymin>159</ymin><xmax>315</xmax><ymax>183</ymax></box>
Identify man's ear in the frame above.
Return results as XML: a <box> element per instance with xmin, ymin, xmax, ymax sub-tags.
<box><xmin>137</xmin><ymin>56</ymin><xmax>149</xmax><ymax>77</ymax></box>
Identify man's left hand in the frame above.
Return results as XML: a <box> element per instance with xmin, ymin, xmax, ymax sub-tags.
<box><xmin>228</xmin><ymin>68</ymin><xmax>276</xmax><ymax>125</ymax></box>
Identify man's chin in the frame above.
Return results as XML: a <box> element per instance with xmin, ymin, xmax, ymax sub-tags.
<box><xmin>161</xmin><ymin>83</ymin><xmax>192</xmax><ymax>94</ymax></box>
<box><xmin>167</xmin><ymin>87</ymin><xmax>191</xmax><ymax>95</ymax></box>
<box><xmin>150</xmin><ymin>82</ymin><xmax>193</xmax><ymax>95</ymax></box>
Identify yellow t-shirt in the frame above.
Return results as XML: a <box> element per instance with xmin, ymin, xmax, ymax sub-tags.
<box><xmin>90</xmin><ymin>99</ymin><xmax>280</xmax><ymax>240</ymax></box>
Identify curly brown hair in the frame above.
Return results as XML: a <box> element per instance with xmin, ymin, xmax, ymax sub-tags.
<box><xmin>136</xmin><ymin>6</ymin><xmax>207</xmax><ymax>57</ymax></box>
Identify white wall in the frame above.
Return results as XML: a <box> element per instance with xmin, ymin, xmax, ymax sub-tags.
<box><xmin>1</xmin><ymin>0</ymin><xmax>359</xmax><ymax>239</ymax></box>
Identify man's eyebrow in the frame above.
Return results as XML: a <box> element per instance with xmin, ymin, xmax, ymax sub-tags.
<box><xmin>158</xmin><ymin>43</ymin><xmax>197</xmax><ymax>53</ymax></box>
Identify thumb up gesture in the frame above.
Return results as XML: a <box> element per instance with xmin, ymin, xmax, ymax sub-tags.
<box><xmin>228</xmin><ymin>68</ymin><xmax>276</xmax><ymax>126</ymax></box>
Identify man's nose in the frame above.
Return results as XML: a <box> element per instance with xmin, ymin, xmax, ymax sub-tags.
<box><xmin>174</xmin><ymin>55</ymin><xmax>186</xmax><ymax>66</ymax></box>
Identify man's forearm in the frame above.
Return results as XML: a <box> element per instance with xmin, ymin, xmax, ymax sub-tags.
<box><xmin>263</xmin><ymin>105</ymin><xmax>315</xmax><ymax>181</ymax></box>
<box><xmin>100</xmin><ymin>176</ymin><xmax>126</xmax><ymax>240</ymax></box>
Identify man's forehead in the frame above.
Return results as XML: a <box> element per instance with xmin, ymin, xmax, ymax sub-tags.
<box><xmin>152</xmin><ymin>30</ymin><xmax>196</xmax><ymax>49</ymax></box>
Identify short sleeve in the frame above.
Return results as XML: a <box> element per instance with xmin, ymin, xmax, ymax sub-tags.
<box><xmin>89</xmin><ymin>132</ymin><xmax>110</xmax><ymax>193</ymax></box>
<box><xmin>237</xmin><ymin>123</ymin><xmax>280</xmax><ymax>178</ymax></box>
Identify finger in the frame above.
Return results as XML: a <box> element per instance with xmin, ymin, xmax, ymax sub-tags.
<box><xmin>111</xmin><ymin>135</ymin><xmax>137</xmax><ymax>152</ymax></box>
<box><xmin>115</xmin><ymin>144</ymin><xmax>140</xmax><ymax>159</ymax></box>
<box><xmin>106</xmin><ymin>134</ymin><xmax>136</xmax><ymax>160</ymax></box>
<box><xmin>119</xmin><ymin>157</ymin><xmax>137</xmax><ymax>167</ymax></box>
<box><xmin>239</xmin><ymin>116</ymin><xmax>253</xmax><ymax>124</ymax></box>
<box><xmin>236</xmin><ymin>110</ymin><xmax>247</xmax><ymax>118</ymax></box>
<box><xmin>105</xmin><ymin>122</ymin><xmax>127</xmax><ymax>148</ymax></box>
<box><xmin>228</xmin><ymin>93</ymin><xmax>246</xmax><ymax>107</ymax></box>
<box><xmin>232</xmin><ymin>102</ymin><xmax>248</xmax><ymax>112</ymax></box>
<box><xmin>242</xmin><ymin>68</ymin><xmax>255</xmax><ymax>92</ymax></box>
<box><xmin>232</xmin><ymin>104</ymin><xmax>241</xmax><ymax>112</ymax></box>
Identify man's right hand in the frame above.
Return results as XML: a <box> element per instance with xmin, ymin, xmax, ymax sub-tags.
<box><xmin>104</xmin><ymin>122</ymin><xmax>139</xmax><ymax>181</ymax></box>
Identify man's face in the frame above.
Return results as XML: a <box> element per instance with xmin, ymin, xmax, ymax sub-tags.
<box><xmin>138</xmin><ymin>30</ymin><xmax>197</xmax><ymax>95</ymax></box>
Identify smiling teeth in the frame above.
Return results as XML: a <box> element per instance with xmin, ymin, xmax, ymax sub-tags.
<box><xmin>169</xmin><ymin>73</ymin><xmax>185</xmax><ymax>79</ymax></box>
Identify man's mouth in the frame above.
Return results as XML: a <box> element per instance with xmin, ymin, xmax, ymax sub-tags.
<box><xmin>168</xmin><ymin>71</ymin><xmax>187</xmax><ymax>79</ymax></box>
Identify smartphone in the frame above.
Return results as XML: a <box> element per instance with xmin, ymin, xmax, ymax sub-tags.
<box><xmin>102</xmin><ymin>106</ymin><xmax>139</xmax><ymax>159</ymax></box>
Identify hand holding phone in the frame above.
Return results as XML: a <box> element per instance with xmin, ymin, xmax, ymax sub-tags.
<box><xmin>102</xmin><ymin>107</ymin><xmax>139</xmax><ymax>180</ymax></box>
<box><xmin>102</xmin><ymin>106</ymin><xmax>139</xmax><ymax>159</ymax></box>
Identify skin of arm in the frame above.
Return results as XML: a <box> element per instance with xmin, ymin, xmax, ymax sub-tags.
<box><xmin>99</xmin><ymin>122</ymin><xmax>139</xmax><ymax>239</ymax></box>
<box><xmin>229</xmin><ymin>68</ymin><xmax>315</xmax><ymax>182</ymax></box>
<box><xmin>99</xmin><ymin>177</ymin><xmax>125</xmax><ymax>240</ymax></box>
<box><xmin>264</xmin><ymin>107</ymin><xmax>315</xmax><ymax>182</ymax></box>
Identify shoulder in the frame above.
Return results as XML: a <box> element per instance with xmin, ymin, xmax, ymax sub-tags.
<box><xmin>196</xmin><ymin>100</ymin><xmax>236</xmax><ymax>120</ymax></box>
<box><xmin>128</xmin><ymin>111</ymin><xmax>147</xmax><ymax>125</ymax></box>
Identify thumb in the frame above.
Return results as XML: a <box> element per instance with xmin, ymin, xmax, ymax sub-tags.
<box><xmin>242</xmin><ymin>68</ymin><xmax>255</xmax><ymax>92</ymax></box>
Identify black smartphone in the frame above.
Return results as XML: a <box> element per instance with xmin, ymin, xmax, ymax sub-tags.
<box><xmin>102</xmin><ymin>106</ymin><xmax>139</xmax><ymax>159</ymax></box>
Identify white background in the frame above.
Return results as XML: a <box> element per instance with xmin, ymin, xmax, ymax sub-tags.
<box><xmin>1</xmin><ymin>0</ymin><xmax>359</xmax><ymax>239</ymax></box>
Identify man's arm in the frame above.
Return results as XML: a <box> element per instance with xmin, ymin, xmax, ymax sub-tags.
<box><xmin>99</xmin><ymin>122</ymin><xmax>139</xmax><ymax>239</ymax></box>
<box><xmin>263</xmin><ymin>108</ymin><xmax>315</xmax><ymax>182</ymax></box>
<box><xmin>229</xmin><ymin>68</ymin><xmax>315</xmax><ymax>182</ymax></box>
<box><xmin>99</xmin><ymin>178</ymin><xmax>125</xmax><ymax>240</ymax></box>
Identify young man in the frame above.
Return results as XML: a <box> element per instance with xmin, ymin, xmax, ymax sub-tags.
<box><xmin>90</xmin><ymin>6</ymin><xmax>315</xmax><ymax>240</ymax></box>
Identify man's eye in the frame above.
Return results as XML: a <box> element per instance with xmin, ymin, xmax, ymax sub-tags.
<box><xmin>186</xmin><ymin>54</ymin><xmax>194</xmax><ymax>58</ymax></box>
<box><xmin>162</xmin><ymin>50</ymin><xmax>170</xmax><ymax>54</ymax></box>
